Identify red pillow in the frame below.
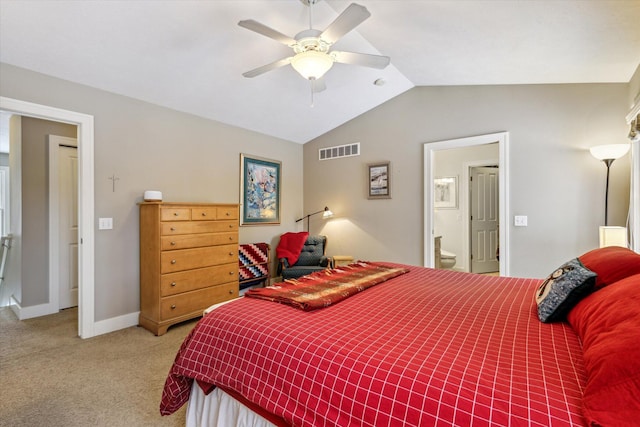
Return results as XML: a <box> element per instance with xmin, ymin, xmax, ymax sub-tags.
<box><xmin>276</xmin><ymin>232</ymin><xmax>309</xmax><ymax>266</ymax></box>
<box><xmin>567</xmin><ymin>274</ymin><xmax>640</xmax><ymax>427</ymax></box>
<box><xmin>578</xmin><ymin>246</ymin><xmax>640</xmax><ymax>289</ymax></box>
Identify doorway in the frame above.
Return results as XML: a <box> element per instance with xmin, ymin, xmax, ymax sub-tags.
<box><xmin>424</xmin><ymin>132</ymin><xmax>510</xmax><ymax>276</ymax></box>
<box><xmin>0</xmin><ymin>96</ymin><xmax>96</xmax><ymax>338</ymax></box>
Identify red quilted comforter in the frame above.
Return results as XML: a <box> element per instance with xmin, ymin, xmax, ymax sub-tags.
<box><xmin>161</xmin><ymin>264</ymin><xmax>587</xmax><ymax>426</ymax></box>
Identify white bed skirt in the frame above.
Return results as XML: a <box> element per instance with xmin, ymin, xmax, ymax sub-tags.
<box><xmin>186</xmin><ymin>382</ymin><xmax>277</xmax><ymax>427</ymax></box>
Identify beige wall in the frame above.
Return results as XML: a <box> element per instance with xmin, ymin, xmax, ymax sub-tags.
<box><xmin>1</xmin><ymin>59</ymin><xmax>635</xmax><ymax>323</ymax></box>
<box><xmin>304</xmin><ymin>84</ymin><xmax>631</xmax><ymax>278</ymax></box>
<box><xmin>0</xmin><ymin>63</ymin><xmax>303</xmax><ymax>321</ymax></box>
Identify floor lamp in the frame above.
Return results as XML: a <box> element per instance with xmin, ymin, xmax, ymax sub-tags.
<box><xmin>590</xmin><ymin>144</ymin><xmax>630</xmax><ymax>248</ymax></box>
<box><xmin>590</xmin><ymin>143</ymin><xmax>630</xmax><ymax>226</ymax></box>
<box><xmin>296</xmin><ymin>206</ymin><xmax>333</xmax><ymax>231</ymax></box>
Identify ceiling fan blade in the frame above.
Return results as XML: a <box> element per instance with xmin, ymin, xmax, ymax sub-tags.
<box><xmin>242</xmin><ymin>57</ymin><xmax>293</xmax><ymax>78</ymax></box>
<box><xmin>332</xmin><ymin>51</ymin><xmax>390</xmax><ymax>69</ymax></box>
<box><xmin>238</xmin><ymin>20</ymin><xmax>297</xmax><ymax>46</ymax></box>
<box><xmin>320</xmin><ymin>3</ymin><xmax>371</xmax><ymax>44</ymax></box>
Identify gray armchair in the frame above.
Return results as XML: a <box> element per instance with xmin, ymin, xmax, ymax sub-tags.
<box><xmin>279</xmin><ymin>235</ymin><xmax>330</xmax><ymax>280</ymax></box>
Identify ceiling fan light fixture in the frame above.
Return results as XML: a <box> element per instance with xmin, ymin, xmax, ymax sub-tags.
<box><xmin>291</xmin><ymin>50</ymin><xmax>334</xmax><ymax>80</ymax></box>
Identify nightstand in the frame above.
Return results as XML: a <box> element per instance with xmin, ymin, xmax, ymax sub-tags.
<box><xmin>332</xmin><ymin>255</ymin><xmax>354</xmax><ymax>267</ymax></box>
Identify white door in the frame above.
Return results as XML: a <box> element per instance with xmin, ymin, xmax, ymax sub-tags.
<box><xmin>58</xmin><ymin>144</ymin><xmax>78</xmax><ymax>309</ymax></box>
<box><xmin>470</xmin><ymin>166</ymin><xmax>499</xmax><ymax>273</ymax></box>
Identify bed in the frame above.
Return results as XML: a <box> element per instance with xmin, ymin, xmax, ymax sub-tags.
<box><xmin>160</xmin><ymin>247</ymin><xmax>640</xmax><ymax>427</ymax></box>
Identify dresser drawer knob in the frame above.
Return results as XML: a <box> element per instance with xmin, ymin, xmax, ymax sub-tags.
<box><xmin>225</xmin><ymin>212</ymin><xmax>230</xmax><ymax>216</ymax></box>
<box><xmin>229</xmin><ymin>271</ymin><xmax>234</xmax><ymax>275</ymax></box>
<box><xmin>229</xmin><ymin>236</ymin><xmax>232</xmax><ymax>240</ymax></box>
<box><xmin>171</xmin><ymin>282</ymin><xmax>177</xmax><ymax>287</ymax></box>
<box><xmin>170</xmin><ymin>241</ymin><xmax>176</xmax><ymax>246</ymax></box>
<box><xmin>170</xmin><ymin>227</ymin><xmax>176</xmax><ymax>231</ymax></box>
<box><xmin>201</xmin><ymin>212</ymin><xmax>206</xmax><ymax>216</ymax></box>
<box><xmin>229</xmin><ymin>225</ymin><xmax>233</xmax><ymax>228</ymax></box>
<box><xmin>173</xmin><ymin>212</ymin><xmax>179</xmax><ymax>216</ymax></box>
<box><xmin>171</xmin><ymin>259</ymin><xmax>177</xmax><ymax>264</ymax></box>
<box><xmin>171</xmin><ymin>304</ymin><xmax>176</xmax><ymax>309</ymax></box>
<box><xmin>228</xmin><ymin>252</ymin><xmax>233</xmax><ymax>256</ymax></box>
<box><xmin>228</xmin><ymin>290</ymin><xmax>233</xmax><ymax>294</ymax></box>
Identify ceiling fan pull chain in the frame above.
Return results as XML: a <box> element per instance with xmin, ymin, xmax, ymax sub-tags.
<box><xmin>310</xmin><ymin>80</ymin><xmax>315</xmax><ymax>108</ymax></box>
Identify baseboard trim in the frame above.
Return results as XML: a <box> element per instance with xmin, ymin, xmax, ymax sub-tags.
<box><xmin>8</xmin><ymin>296</ymin><xmax>139</xmax><ymax>337</ymax></box>
<box><xmin>12</xmin><ymin>296</ymin><xmax>58</xmax><ymax>320</ymax></box>
<box><xmin>93</xmin><ymin>311</ymin><xmax>139</xmax><ymax>336</ymax></box>
<box><xmin>9</xmin><ymin>295</ymin><xmax>19</xmax><ymax>318</ymax></box>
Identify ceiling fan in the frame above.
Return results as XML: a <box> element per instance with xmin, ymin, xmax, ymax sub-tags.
<box><xmin>238</xmin><ymin>0</ymin><xmax>390</xmax><ymax>94</ymax></box>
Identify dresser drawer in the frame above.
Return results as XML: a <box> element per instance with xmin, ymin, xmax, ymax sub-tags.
<box><xmin>160</xmin><ymin>283</ymin><xmax>238</xmax><ymax>320</ymax></box>
<box><xmin>161</xmin><ymin>244</ymin><xmax>237</xmax><ymax>273</ymax></box>
<box><xmin>161</xmin><ymin>232</ymin><xmax>237</xmax><ymax>251</ymax></box>
<box><xmin>160</xmin><ymin>208</ymin><xmax>191</xmax><ymax>221</ymax></box>
<box><xmin>217</xmin><ymin>206</ymin><xmax>238</xmax><ymax>220</ymax></box>
<box><xmin>161</xmin><ymin>220</ymin><xmax>238</xmax><ymax>235</ymax></box>
<box><xmin>160</xmin><ymin>264</ymin><xmax>238</xmax><ymax>296</ymax></box>
<box><xmin>191</xmin><ymin>207</ymin><xmax>218</xmax><ymax>221</ymax></box>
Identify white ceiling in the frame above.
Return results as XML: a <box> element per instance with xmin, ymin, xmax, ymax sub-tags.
<box><xmin>1</xmin><ymin>0</ymin><xmax>639</xmax><ymax>144</ymax></box>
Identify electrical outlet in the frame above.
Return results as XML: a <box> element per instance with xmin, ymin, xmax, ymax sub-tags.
<box><xmin>514</xmin><ymin>215</ymin><xmax>528</xmax><ymax>227</ymax></box>
<box><xmin>98</xmin><ymin>217</ymin><xmax>113</xmax><ymax>230</ymax></box>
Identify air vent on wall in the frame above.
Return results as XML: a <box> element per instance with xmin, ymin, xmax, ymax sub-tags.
<box><xmin>319</xmin><ymin>143</ymin><xmax>360</xmax><ymax>161</ymax></box>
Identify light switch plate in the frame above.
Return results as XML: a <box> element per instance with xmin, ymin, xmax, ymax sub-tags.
<box><xmin>514</xmin><ymin>215</ymin><xmax>528</xmax><ymax>227</ymax></box>
<box><xmin>98</xmin><ymin>217</ymin><xmax>113</xmax><ymax>230</ymax></box>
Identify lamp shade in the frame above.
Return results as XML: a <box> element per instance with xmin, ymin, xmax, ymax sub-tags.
<box><xmin>599</xmin><ymin>226</ymin><xmax>628</xmax><ymax>248</ymax></box>
<box><xmin>291</xmin><ymin>51</ymin><xmax>334</xmax><ymax>80</ymax></box>
<box><xmin>322</xmin><ymin>207</ymin><xmax>333</xmax><ymax>218</ymax></box>
<box><xmin>589</xmin><ymin>144</ymin><xmax>630</xmax><ymax>161</ymax></box>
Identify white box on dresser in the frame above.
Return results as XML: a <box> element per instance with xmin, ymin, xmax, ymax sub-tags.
<box><xmin>139</xmin><ymin>202</ymin><xmax>239</xmax><ymax>335</ymax></box>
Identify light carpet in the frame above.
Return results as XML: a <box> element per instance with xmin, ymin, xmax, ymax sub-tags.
<box><xmin>0</xmin><ymin>307</ymin><xmax>197</xmax><ymax>427</ymax></box>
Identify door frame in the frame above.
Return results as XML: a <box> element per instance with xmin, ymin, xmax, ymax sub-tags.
<box><xmin>0</xmin><ymin>166</ymin><xmax>9</xmax><ymax>236</ymax></box>
<box><xmin>627</xmin><ymin>103</ymin><xmax>640</xmax><ymax>253</ymax></box>
<box><xmin>632</xmin><ymin>138</ymin><xmax>640</xmax><ymax>252</ymax></box>
<box><xmin>49</xmin><ymin>135</ymin><xmax>78</xmax><ymax>312</ymax></box>
<box><xmin>0</xmin><ymin>96</ymin><xmax>96</xmax><ymax>339</ymax></box>
<box><xmin>424</xmin><ymin>132</ymin><xmax>510</xmax><ymax>276</ymax></box>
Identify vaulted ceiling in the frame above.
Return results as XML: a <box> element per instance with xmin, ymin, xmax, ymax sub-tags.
<box><xmin>1</xmin><ymin>0</ymin><xmax>639</xmax><ymax>144</ymax></box>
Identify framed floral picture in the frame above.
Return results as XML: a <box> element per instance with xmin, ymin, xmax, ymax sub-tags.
<box><xmin>368</xmin><ymin>161</ymin><xmax>391</xmax><ymax>199</ymax></box>
<box><xmin>434</xmin><ymin>176</ymin><xmax>458</xmax><ymax>209</ymax></box>
<box><xmin>240</xmin><ymin>154</ymin><xmax>281</xmax><ymax>225</ymax></box>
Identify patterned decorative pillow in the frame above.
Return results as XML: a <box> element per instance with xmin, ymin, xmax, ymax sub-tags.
<box><xmin>535</xmin><ymin>258</ymin><xmax>597</xmax><ymax>323</ymax></box>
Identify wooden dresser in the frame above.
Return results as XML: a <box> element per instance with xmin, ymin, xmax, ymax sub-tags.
<box><xmin>139</xmin><ymin>202</ymin><xmax>239</xmax><ymax>335</ymax></box>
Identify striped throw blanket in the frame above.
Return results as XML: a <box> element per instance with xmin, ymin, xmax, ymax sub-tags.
<box><xmin>245</xmin><ymin>261</ymin><xmax>409</xmax><ymax>311</ymax></box>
